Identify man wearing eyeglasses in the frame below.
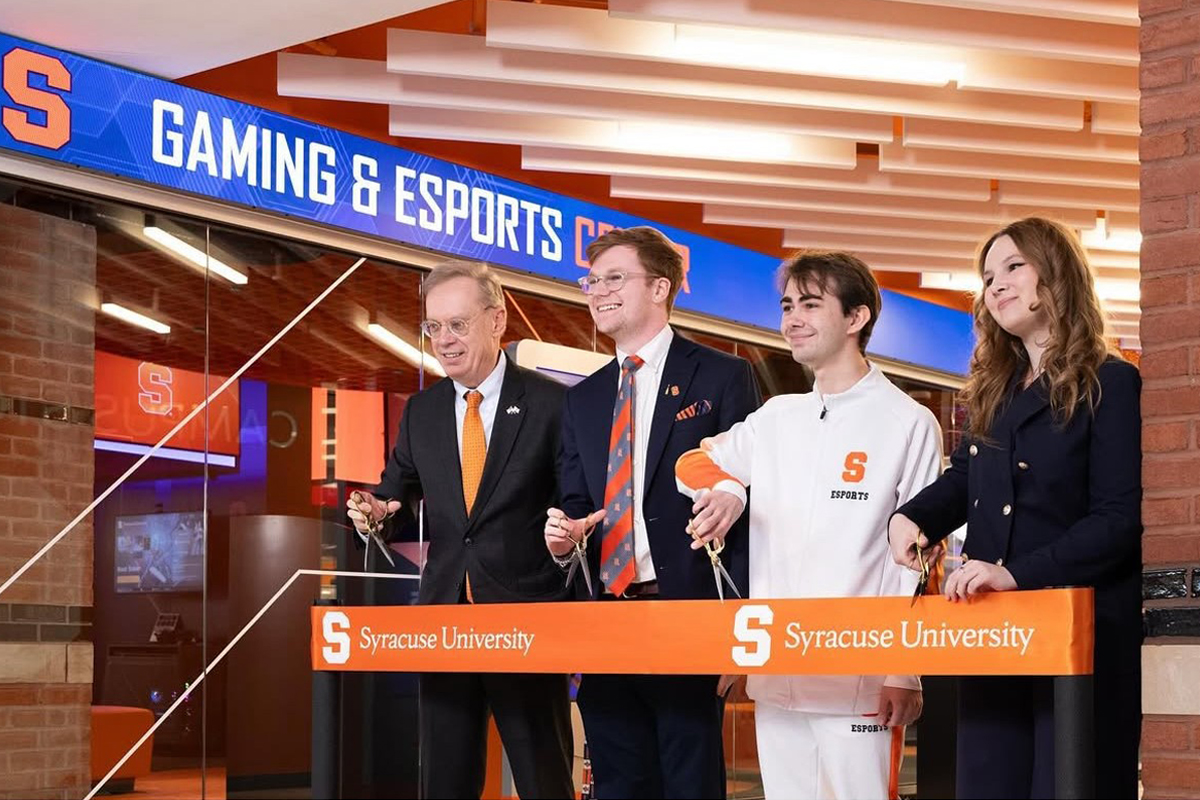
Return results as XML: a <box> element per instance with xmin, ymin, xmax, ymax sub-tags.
<box><xmin>544</xmin><ymin>227</ymin><xmax>761</xmax><ymax>799</ymax></box>
<box><xmin>347</xmin><ymin>261</ymin><xmax>574</xmax><ymax>800</ymax></box>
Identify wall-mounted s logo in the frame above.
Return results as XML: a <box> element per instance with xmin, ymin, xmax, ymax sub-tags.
<box><xmin>138</xmin><ymin>362</ymin><xmax>174</xmax><ymax>416</ymax></box>
<box><xmin>732</xmin><ymin>604</ymin><xmax>773</xmax><ymax>667</ymax></box>
<box><xmin>322</xmin><ymin>611</ymin><xmax>350</xmax><ymax>665</ymax></box>
<box><xmin>2</xmin><ymin>48</ymin><xmax>72</xmax><ymax>150</ymax></box>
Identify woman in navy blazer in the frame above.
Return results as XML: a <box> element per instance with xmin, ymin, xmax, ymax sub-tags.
<box><xmin>889</xmin><ymin>217</ymin><xmax>1142</xmax><ymax>799</ymax></box>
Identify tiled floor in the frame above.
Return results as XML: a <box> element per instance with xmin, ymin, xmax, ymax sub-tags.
<box><xmin>103</xmin><ymin>767</ymin><xmax>226</xmax><ymax>800</ymax></box>
<box><xmin>102</xmin><ymin>767</ymin><xmax>312</xmax><ymax>800</ymax></box>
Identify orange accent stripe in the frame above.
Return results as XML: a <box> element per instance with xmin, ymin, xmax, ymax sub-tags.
<box><xmin>887</xmin><ymin>725</ymin><xmax>904</xmax><ymax>800</ymax></box>
<box><xmin>603</xmin><ymin>463</ymin><xmax>633</xmax><ymax>502</ymax></box>
<box><xmin>608</xmin><ymin>416</ymin><xmax>631</xmax><ymax>450</ymax></box>
<box><xmin>675</xmin><ymin>448</ymin><xmax>742</xmax><ymax>494</ymax></box>
<box><xmin>465</xmin><ymin>571</ymin><xmax>474</xmax><ymax>604</ymax></box>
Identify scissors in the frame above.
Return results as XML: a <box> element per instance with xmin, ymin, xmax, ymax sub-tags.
<box><xmin>688</xmin><ymin>521</ymin><xmax>741</xmax><ymax>602</ymax></box>
<box><xmin>350</xmin><ymin>491</ymin><xmax>396</xmax><ymax>570</ymax></box>
<box><xmin>563</xmin><ymin>522</ymin><xmax>596</xmax><ymax>597</ymax></box>
<box><xmin>910</xmin><ymin>542</ymin><xmax>931</xmax><ymax>607</ymax></box>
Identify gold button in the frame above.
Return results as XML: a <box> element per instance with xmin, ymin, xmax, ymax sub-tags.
<box><xmin>996</xmin><ymin>558</ymin><xmax>1004</xmax><ymax>566</ymax></box>
<box><xmin>969</xmin><ymin>445</ymin><xmax>978</xmax><ymax>456</ymax></box>
<box><xmin>1002</xmin><ymin>504</ymin><xmax>1012</xmax><ymax>516</ymax></box>
<box><xmin>1018</xmin><ymin>461</ymin><xmax>1029</xmax><ymax>470</ymax></box>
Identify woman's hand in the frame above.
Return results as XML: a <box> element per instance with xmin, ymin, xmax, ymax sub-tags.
<box><xmin>888</xmin><ymin>513</ymin><xmax>929</xmax><ymax>571</ymax></box>
<box><xmin>942</xmin><ymin>559</ymin><xmax>1017</xmax><ymax>602</ymax></box>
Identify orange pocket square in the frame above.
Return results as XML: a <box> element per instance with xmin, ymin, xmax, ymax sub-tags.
<box><xmin>675</xmin><ymin>399</ymin><xmax>712</xmax><ymax>421</ymax></box>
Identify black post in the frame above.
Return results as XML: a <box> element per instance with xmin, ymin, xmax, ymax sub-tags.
<box><xmin>916</xmin><ymin>676</ymin><xmax>958</xmax><ymax>799</ymax></box>
<box><xmin>313</xmin><ymin>598</ymin><xmax>342</xmax><ymax>800</ymax></box>
<box><xmin>1053</xmin><ymin>674</ymin><xmax>1094</xmax><ymax>799</ymax></box>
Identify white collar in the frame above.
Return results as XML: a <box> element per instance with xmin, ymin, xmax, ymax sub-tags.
<box><xmin>452</xmin><ymin>351</ymin><xmax>506</xmax><ymax>399</ymax></box>
<box><xmin>616</xmin><ymin>324</ymin><xmax>674</xmax><ymax>372</ymax></box>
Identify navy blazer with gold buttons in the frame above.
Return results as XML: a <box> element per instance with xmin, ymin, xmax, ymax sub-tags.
<box><xmin>897</xmin><ymin>356</ymin><xmax>1143</xmax><ymax>673</ymax></box>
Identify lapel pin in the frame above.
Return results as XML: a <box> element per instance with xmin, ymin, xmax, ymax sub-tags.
<box><xmin>506</xmin><ymin>405</ymin><xmax>521</xmax><ymax>415</ymax></box>
<box><xmin>670</xmin><ymin>385</ymin><xmax>680</xmax><ymax>396</ymax></box>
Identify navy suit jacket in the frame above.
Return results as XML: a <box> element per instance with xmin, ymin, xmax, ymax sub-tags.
<box><xmin>897</xmin><ymin>357</ymin><xmax>1143</xmax><ymax>673</ymax></box>
<box><xmin>558</xmin><ymin>332</ymin><xmax>761</xmax><ymax>600</ymax></box>
<box><xmin>376</xmin><ymin>356</ymin><xmax>569</xmax><ymax>605</ymax></box>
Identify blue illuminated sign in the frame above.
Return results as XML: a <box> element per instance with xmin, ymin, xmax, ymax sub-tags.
<box><xmin>0</xmin><ymin>32</ymin><xmax>972</xmax><ymax>375</ymax></box>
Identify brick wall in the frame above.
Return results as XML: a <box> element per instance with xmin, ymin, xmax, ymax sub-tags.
<box><xmin>1139</xmin><ymin>0</ymin><xmax>1200</xmax><ymax>797</ymax></box>
<box><xmin>0</xmin><ymin>203</ymin><xmax>96</xmax><ymax>800</ymax></box>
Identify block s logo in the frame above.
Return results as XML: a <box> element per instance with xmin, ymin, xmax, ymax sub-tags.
<box><xmin>842</xmin><ymin>451</ymin><xmax>868</xmax><ymax>483</ymax></box>
<box><xmin>732</xmin><ymin>604</ymin><xmax>773</xmax><ymax>667</ymax></box>
<box><xmin>2</xmin><ymin>48</ymin><xmax>72</xmax><ymax>150</ymax></box>
<box><xmin>138</xmin><ymin>362</ymin><xmax>174</xmax><ymax>416</ymax></box>
<box><xmin>322</xmin><ymin>611</ymin><xmax>351</xmax><ymax>665</ymax></box>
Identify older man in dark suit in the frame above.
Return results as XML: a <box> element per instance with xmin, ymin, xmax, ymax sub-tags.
<box><xmin>349</xmin><ymin>261</ymin><xmax>573</xmax><ymax>799</ymax></box>
<box><xmin>545</xmin><ymin>227</ymin><xmax>761</xmax><ymax>799</ymax></box>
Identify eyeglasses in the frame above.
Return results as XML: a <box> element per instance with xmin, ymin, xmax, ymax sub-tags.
<box><xmin>419</xmin><ymin>308</ymin><xmax>495</xmax><ymax>339</ymax></box>
<box><xmin>577</xmin><ymin>272</ymin><xmax>661</xmax><ymax>294</ymax></box>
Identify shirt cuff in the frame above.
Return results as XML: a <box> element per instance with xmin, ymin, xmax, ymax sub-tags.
<box><xmin>883</xmin><ymin>674</ymin><xmax>922</xmax><ymax>691</ymax></box>
<box><xmin>711</xmin><ymin>480</ymin><xmax>747</xmax><ymax>508</ymax></box>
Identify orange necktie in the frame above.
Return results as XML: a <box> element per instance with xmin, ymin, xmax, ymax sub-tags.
<box><xmin>462</xmin><ymin>390</ymin><xmax>486</xmax><ymax>603</ymax></box>
<box><xmin>462</xmin><ymin>390</ymin><xmax>487</xmax><ymax>513</ymax></box>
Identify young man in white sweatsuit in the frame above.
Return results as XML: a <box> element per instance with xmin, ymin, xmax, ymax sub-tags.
<box><xmin>675</xmin><ymin>250</ymin><xmax>944</xmax><ymax>800</ymax></box>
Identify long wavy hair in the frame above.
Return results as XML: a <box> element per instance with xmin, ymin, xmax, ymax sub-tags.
<box><xmin>960</xmin><ymin>217</ymin><xmax>1111</xmax><ymax>439</ymax></box>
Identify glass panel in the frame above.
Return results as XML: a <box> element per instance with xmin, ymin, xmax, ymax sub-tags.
<box><xmin>0</xmin><ymin>182</ymin><xmax>221</xmax><ymax>800</ymax></box>
<box><xmin>194</xmin><ymin>221</ymin><xmax>426</xmax><ymax>799</ymax></box>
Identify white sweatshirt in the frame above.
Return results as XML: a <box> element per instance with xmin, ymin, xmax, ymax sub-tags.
<box><xmin>676</xmin><ymin>364</ymin><xmax>943</xmax><ymax>715</ymax></box>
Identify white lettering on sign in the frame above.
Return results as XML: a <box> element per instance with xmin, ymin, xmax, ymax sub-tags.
<box><xmin>732</xmin><ymin>604</ymin><xmax>773</xmax><ymax>667</ymax></box>
<box><xmin>322</xmin><ymin>611</ymin><xmax>351</xmax><ymax>665</ymax></box>
<box><xmin>137</xmin><ymin>362</ymin><xmax>173</xmax><ymax>416</ymax></box>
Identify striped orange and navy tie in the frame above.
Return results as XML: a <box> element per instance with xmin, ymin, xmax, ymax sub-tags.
<box><xmin>599</xmin><ymin>355</ymin><xmax>643</xmax><ymax>596</ymax></box>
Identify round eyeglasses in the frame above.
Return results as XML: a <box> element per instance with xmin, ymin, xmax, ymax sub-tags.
<box><xmin>419</xmin><ymin>308</ymin><xmax>495</xmax><ymax>339</ymax></box>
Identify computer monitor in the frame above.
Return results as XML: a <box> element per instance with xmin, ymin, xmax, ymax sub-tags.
<box><xmin>114</xmin><ymin>512</ymin><xmax>205</xmax><ymax>593</ymax></box>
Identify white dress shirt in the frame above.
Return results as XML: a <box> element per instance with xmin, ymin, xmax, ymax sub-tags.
<box><xmin>614</xmin><ymin>324</ymin><xmax>674</xmax><ymax>583</ymax></box>
<box><xmin>451</xmin><ymin>351</ymin><xmax>507</xmax><ymax>456</ymax></box>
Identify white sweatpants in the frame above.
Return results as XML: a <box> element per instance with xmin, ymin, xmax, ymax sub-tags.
<box><xmin>755</xmin><ymin>703</ymin><xmax>903</xmax><ymax>800</ymax></box>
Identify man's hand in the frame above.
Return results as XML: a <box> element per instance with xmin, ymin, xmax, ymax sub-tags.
<box><xmin>717</xmin><ymin>674</ymin><xmax>748</xmax><ymax>702</ymax></box>
<box><xmin>346</xmin><ymin>492</ymin><xmax>400</xmax><ymax>536</ymax></box>
<box><xmin>544</xmin><ymin>508</ymin><xmax>606</xmax><ymax>556</ymax></box>
<box><xmin>943</xmin><ymin>559</ymin><xmax>1017</xmax><ymax>602</ymax></box>
<box><xmin>688</xmin><ymin>489</ymin><xmax>745</xmax><ymax>550</ymax></box>
<box><xmin>877</xmin><ymin>686</ymin><xmax>923</xmax><ymax>728</ymax></box>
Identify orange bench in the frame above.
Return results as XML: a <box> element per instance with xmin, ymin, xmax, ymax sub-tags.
<box><xmin>91</xmin><ymin>706</ymin><xmax>154</xmax><ymax>793</ymax></box>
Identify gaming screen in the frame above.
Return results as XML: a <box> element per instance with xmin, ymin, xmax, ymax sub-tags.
<box><xmin>114</xmin><ymin>512</ymin><xmax>205</xmax><ymax>593</ymax></box>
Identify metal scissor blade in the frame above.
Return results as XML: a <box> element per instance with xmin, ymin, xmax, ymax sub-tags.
<box><xmin>713</xmin><ymin>563</ymin><xmax>725</xmax><ymax>602</ymax></box>
<box><xmin>716</xmin><ymin>560</ymin><xmax>742</xmax><ymax>599</ymax></box>
<box><xmin>564</xmin><ymin>549</ymin><xmax>594</xmax><ymax>597</ymax></box>
<box><xmin>910</xmin><ymin>548</ymin><xmax>929</xmax><ymax>607</ymax></box>
<box><xmin>580</xmin><ymin>553</ymin><xmax>594</xmax><ymax>598</ymax></box>
<box><xmin>371</xmin><ymin>530</ymin><xmax>396</xmax><ymax>567</ymax></box>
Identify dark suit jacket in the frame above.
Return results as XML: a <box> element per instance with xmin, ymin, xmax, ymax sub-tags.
<box><xmin>559</xmin><ymin>332</ymin><xmax>761</xmax><ymax>600</ymax></box>
<box><xmin>897</xmin><ymin>357</ymin><xmax>1143</xmax><ymax>673</ymax></box>
<box><xmin>376</xmin><ymin>355</ymin><xmax>569</xmax><ymax>606</ymax></box>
